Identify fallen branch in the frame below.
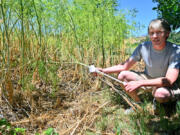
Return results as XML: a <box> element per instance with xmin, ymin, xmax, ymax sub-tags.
<box><xmin>87</xmin><ymin>101</ymin><xmax>110</xmax><ymax>129</ymax></box>
<box><xmin>100</xmin><ymin>78</ymin><xmax>142</xmax><ymax>112</ymax></box>
<box><xmin>11</xmin><ymin>114</ymin><xmax>53</xmax><ymax>125</ymax></box>
<box><xmin>61</xmin><ymin>109</ymin><xmax>89</xmax><ymax>135</ymax></box>
<box><xmin>70</xmin><ymin>112</ymin><xmax>88</xmax><ymax>135</ymax></box>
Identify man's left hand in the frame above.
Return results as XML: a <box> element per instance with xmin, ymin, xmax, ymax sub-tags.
<box><xmin>124</xmin><ymin>81</ymin><xmax>142</xmax><ymax>92</ymax></box>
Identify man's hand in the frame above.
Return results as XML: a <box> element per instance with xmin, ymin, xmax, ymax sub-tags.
<box><xmin>124</xmin><ymin>81</ymin><xmax>142</xmax><ymax>92</ymax></box>
<box><xmin>90</xmin><ymin>67</ymin><xmax>103</xmax><ymax>76</ymax></box>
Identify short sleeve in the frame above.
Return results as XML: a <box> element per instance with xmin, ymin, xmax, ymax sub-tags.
<box><xmin>168</xmin><ymin>46</ymin><xmax>180</xmax><ymax>69</ymax></box>
<box><xmin>130</xmin><ymin>44</ymin><xmax>142</xmax><ymax>62</ymax></box>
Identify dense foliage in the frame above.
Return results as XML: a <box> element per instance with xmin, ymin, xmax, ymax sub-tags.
<box><xmin>0</xmin><ymin>0</ymin><xmax>136</xmax><ymax>92</ymax></box>
<box><xmin>0</xmin><ymin>0</ymin><xmax>134</xmax><ymax>71</ymax></box>
<box><xmin>169</xmin><ymin>32</ymin><xmax>180</xmax><ymax>44</ymax></box>
<box><xmin>152</xmin><ymin>0</ymin><xmax>180</xmax><ymax>31</ymax></box>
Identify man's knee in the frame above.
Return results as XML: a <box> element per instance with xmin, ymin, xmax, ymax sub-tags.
<box><xmin>153</xmin><ymin>87</ymin><xmax>171</xmax><ymax>103</ymax></box>
<box><xmin>118</xmin><ymin>71</ymin><xmax>129</xmax><ymax>81</ymax></box>
<box><xmin>118</xmin><ymin>70</ymin><xmax>141</xmax><ymax>82</ymax></box>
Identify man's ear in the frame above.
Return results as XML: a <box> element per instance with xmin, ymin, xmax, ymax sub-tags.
<box><xmin>166</xmin><ymin>32</ymin><xmax>170</xmax><ymax>38</ymax></box>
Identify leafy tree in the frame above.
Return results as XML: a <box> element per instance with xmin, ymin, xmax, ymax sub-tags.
<box><xmin>152</xmin><ymin>0</ymin><xmax>180</xmax><ymax>31</ymax></box>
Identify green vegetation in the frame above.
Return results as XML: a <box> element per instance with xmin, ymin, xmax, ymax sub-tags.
<box><xmin>153</xmin><ymin>0</ymin><xmax>180</xmax><ymax>31</ymax></box>
<box><xmin>169</xmin><ymin>32</ymin><xmax>180</xmax><ymax>45</ymax></box>
<box><xmin>0</xmin><ymin>0</ymin><xmax>133</xmax><ymax>90</ymax></box>
<box><xmin>42</xmin><ymin>128</ymin><xmax>58</xmax><ymax>135</ymax></box>
<box><xmin>0</xmin><ymin>118</ymin><xmax>26</xmax><ymax>135</ymax></box>
<box><xmin>0</xmin><ymin>118</ymin><xmax>59</xmax><ymax>135</ymax></box>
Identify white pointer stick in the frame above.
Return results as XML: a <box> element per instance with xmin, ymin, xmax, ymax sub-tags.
<box><xmin>89</xmin><ymin>65</ymin><xmax>127</xmax><ymax>85</ymax></box>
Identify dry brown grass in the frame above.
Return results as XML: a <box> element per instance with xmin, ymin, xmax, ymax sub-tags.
<box><xmin>0</xmin><ymin>61</ymin><xmax>147</xmax><ymax>135</ymax></box>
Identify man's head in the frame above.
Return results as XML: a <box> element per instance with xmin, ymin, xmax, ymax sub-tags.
<box><xmin>148</xmin><ymin>18</ymin><xmax>171</xmax><ymax>33</ymax></box>
<box><xmin>148</xmin><ymin>19</ymin><xmax>171</xmax><ymax>47</ymax></box>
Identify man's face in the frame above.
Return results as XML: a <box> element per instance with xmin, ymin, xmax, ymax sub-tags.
<box><xmin>148</xmin><ymin>27</ymin><xmax>169</xmax><ymax>47</ymax></box>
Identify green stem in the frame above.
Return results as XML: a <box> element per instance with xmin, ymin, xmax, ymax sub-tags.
<box><xmin>0</xmin><ymin>0</ymin><xmax>10</xmax><ymax>70</ymax></box>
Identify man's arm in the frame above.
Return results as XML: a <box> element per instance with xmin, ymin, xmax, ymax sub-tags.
<box><xmin>141</xmin><ymin>68</ymin><xmax>179</xmax><ymax>87</ymax></box>
<box><xmin>101</xmin><ymin>58</ymin><xmax>137</xmax><ymax>74</ymax></box>
<box><xmin>125</xmin><ymin>68</ymin><xmax>179</xmax><ymax>92</ymax></box>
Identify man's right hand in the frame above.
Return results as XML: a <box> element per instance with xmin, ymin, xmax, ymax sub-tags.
<box><xmin>90</xmin><ymin>67</ymin><xmax>103</xmax><ymax>76</ymax></box>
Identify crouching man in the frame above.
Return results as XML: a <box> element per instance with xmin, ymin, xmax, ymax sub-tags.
<box><xmin>97</xmin><ymin>18</ymin><xmax>180</xmax><ymax>115</ymax></box>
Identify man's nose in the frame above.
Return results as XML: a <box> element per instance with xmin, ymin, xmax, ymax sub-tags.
<box><xmin>152</xmin><ymin>33</ymin><xmax>158</xmax><ymax>38</ymax></box>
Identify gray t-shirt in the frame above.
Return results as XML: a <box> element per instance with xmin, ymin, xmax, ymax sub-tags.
<box><xmin>130</xmin><ymin>41</ymin><xmax>180</xmax><ymax>78</ymax></box>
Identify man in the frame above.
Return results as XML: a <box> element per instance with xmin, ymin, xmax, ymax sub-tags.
<box><xmin>98</xmin><ymin>18</ymin><xmax>180</xmax><ymax>114</ymax></box>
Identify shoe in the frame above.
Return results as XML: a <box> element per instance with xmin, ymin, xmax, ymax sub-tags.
<box><xmin>124</xmin><ymin>107</ymin><xmax>134</xmax><ymax>115</ymax></box>
<box><xmin>124</xmin><ymin>102</ymin><xmax>142</xmax><ymax>115</ymax></box>
<box><xmin>0</xmin><ymin>114</ymin><xmax>4</xmax><ymax>119</ymax></box>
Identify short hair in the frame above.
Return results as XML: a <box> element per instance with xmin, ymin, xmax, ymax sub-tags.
<box><xmin>148</xmin><ymin>18</ymin><xmax>171</xmax><ymax>33</ymax></box>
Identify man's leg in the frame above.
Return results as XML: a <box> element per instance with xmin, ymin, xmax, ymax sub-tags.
<box><xmin>152</xmin><ymin>87</ymin><xmax>172</xmax><ymax>103</ymax></box>
<box><xmin>152</xmin><ymin>87</ymin><xmax>178</xmax><ymax>116</ymax></box>
<box><xmin>153</xmin><ymin>83</ymin><xmax>180</xmax><ymax>102</ymax></box>
<box><xmin>118</xmin><ymin>71</ymin><xmax>146</xmax><ymax>102</ymax></box>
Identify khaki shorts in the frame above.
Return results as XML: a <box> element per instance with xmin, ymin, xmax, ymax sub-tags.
<box><xmin>132</xmin><ymin>71</ymin><xmax>180</xmax><ymax>99</ymax></box>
